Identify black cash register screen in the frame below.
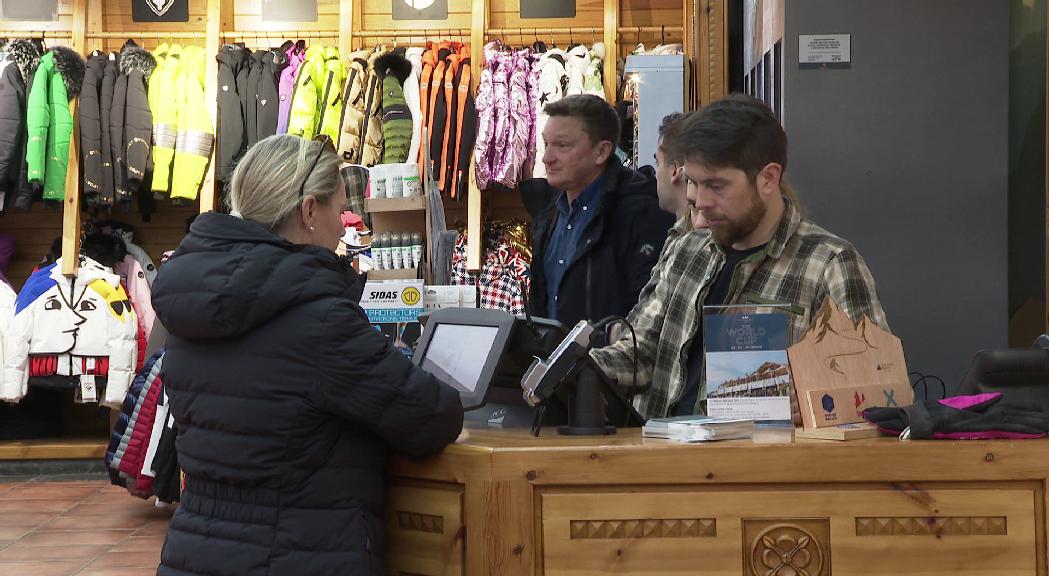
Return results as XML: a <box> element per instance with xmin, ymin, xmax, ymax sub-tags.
<box><xmin>419</xmin><ymin>324</ymin><xmax>501</xmax><ymax>394</ymax></box>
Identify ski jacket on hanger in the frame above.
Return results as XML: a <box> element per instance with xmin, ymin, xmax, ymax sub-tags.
<box><xmin>583</xmin><ymin>43</ymin><xmax>604</xmax><ymax>97</ymax></box>
<box><xmin>565</xmin><ymin>44</ymin><xmax>590</xmax><ymax>96</ymax></box>
<box><xmin>245</xmin><ymin>50</ymin><xmax>262</xmax><ymax>148</ymax></box>
<box><xmin>288</xmin><ymin>45</ymin><xmax>343</xmax><ymax>140</ymax></box>
<box><xmin>26</xmin><ymin>47</ymin><xmax>84</xmax><ymax>203</ymax></box>
<box><xmin>98</xmin><ymin>51</ymin><xmax>118</xmax><ymax>205</ymax></box>
<box><xmin>532</xmin><ymin>49</ymin><xmax>568</xmax><ymax>179</ymax></box>
<box><xmin>171</xmin><ymin>46</ymin><xmax>214</xmax><ymax>201</ymax></box>
<box><xmin>119</xmin><ymin>47</ymin><xmax>156</xmax><ymax>202</ymax></box>
<box><xmin>426</xmin><ymin>42</ymin><xmax>454</xmax><ymax>183</ymax></box>
<box><xmin>0</xmin><ymin>279</ymin><xmax>14</xmax><ymax>400</ymax></box>
<box><xmin>360</xmin><ymin>49</ymin><xmax>385</xmax><ymax>166</ymax></box>
<box><xmin>375</xmin><ymin>51</ymin><xmax>413</xmax><ymax>164</ymax></box>
<box><xmin>215</xmin><ymin>44</ymin><xmax>249</xmax><ymax>184</ymax></box>
<box><xmin>473</xmin><ymin>42</ymin><xmax>500</xmax><ymax>191</ymax></box>
<box><xmin>0</xmin><ymin>39</ymin><xmax>39</xmax><ymax>212</ymax></box>
<box><xmin>277</xmin><ymin>40</ymin><xmax>305</xmax><ymax>135</ymax></box>
<box><xmin>113</xmin><ymin>254</ymin><xmax>155</xmax><ymax>343</ymax></box>
<box><xmin>148</xmin><ymin>43</ymin><xmax>179</xmax><ymax>196</ymax></box>
<box><xmin>2</xmin><ymin>256</ymin><xmax>138</xmax><ymax>407</ymax></box>
<box><xmin>404</xmin><ymin>47</ymin><xmax>424</xmax><ymax>166</ymax></box>
<box><xmin>80</xmin><ymin>51</ymin><xmax>106</xmax><ymax>205</ymax></box>
<box><xmin>252</xmin><ymin>49</ymin><xmax>287</xmax><ymax>144</ymax></box>
<box><xmin>151</xmin><ymin>212</ymin><xmax>462</xmax><ymax>576</ymax></box>
<box><xmin>498</xmin><ymin>48</ymin><xmax>530</xmax><ymax>190</ymax></box>
<box><xmin>418</xmin><ymin>43</ymin><xmax>437</xmax><ymax>163</ymax></box>
<box><xmin>336</xmin><ymin>49</ymin><xmax>372</xmax><ymax>163</ymax></box>
<box><xmin>449</xmin><ymin>51</ymin><xmax>477</xmax><ymax>199</ymax></box>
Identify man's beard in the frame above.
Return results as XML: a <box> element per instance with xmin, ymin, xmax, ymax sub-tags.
<box><xmin>708</xmin><ymin>187</ymin><xmax>767</xmax><ymax>247</ymax></box>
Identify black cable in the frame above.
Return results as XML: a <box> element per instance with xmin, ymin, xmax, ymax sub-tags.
<box><xmin>593</xmin><ymin>315</ymin><xmax>638</xmax><ymax>427</ymax></box>
<box><xmin>909</xmin><ymin>371</ymin><xmax>947</xmax><ymax>402</ymax></box>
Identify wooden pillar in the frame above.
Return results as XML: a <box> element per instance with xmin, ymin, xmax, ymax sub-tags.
<box><xmin>466</xmin><ymin>0</ymin><xmax>488</xmax><ymax>272</ymax></box>
<box><xmin>603</xmin><ymin>0</ymin><xmax>618</xmax><ymax>102</ymax></box>
<box><xmin>61</xmin><ymin>0</ymin><xmax>89</xmax><ymax>277</ymax></box>
<box><xmin>199</xmin><ymin>0</ymin><xmax>222</xmax><ymax>214</ymax></box>
<box><xmin>697</xmin><ymin>0</ymin><xmax>728</xmax><ymax>106</ymax></box>
<box><xmin>340</xmin><ymin>0</ymin><xmax>354</xmax><ymax>56</ymax></box>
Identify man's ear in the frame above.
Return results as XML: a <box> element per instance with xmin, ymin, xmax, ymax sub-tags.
<box><xmin>670</xmin><ymin>164</ymin><xmax>684</xmax><ymax>185</ymax></box>
<box><xmin>758</xmin><ymin>162</ymin><xmax>784</xmax><ymax>198</ymax></box>
<box><xmin>594</xmin><ymin>140</ymin><xmax>614</xmax><ymax>165</ymax></box>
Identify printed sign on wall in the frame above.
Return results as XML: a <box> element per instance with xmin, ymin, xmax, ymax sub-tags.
<box><xmin>262</xmin><ymin>0</ymin><xmax>319</xmax><ymax>23</ymax></box>
<box><xmin>133</xmin><ymin>0</ymin><xmax>189</xmax><ymax>22</ymax></box>
<box><xmin>520</xmin><ymin>0</ymin><xmax>575</xmax><ymax>19</ymax></box>
<box><xmin>393</xmin><ymin>0</ymin><xmax>448</xmax><ymax>21</ymax></box>
<box><xmin>0</xmin><ymin>0</ymin><xmax>59</xmax><ymax>21</ymax></box>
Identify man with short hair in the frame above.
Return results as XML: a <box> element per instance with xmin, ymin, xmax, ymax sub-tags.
<box><xmin>591</xmin><ymin>94</ymin><xmax>888</xmax><ymax>419</ymax></box>
<box><xmin>654</xmin><ymin>112</ymin><xmax>691</xmax><ymax>221</ymax></box>
<box><xmin>523</xmin><ymin>94</ymin><xmax>674</xmax><ymax>328</ymax></box>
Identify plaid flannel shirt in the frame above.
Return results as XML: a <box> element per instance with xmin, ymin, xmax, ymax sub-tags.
<box><xmin>591</xmin><ymin>196</ymin><xmax>888</xmax><ymax>420</ymax></box>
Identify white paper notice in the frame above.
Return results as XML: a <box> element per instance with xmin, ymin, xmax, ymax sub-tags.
<box><xmin>799</xmin><ymin>34</ymin><xmax>851</xmax><ymax>65</ymax></box>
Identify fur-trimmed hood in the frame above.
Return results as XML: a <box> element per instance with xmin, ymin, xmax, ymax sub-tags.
<box><xmin>374</xmin><ymin>51</ymin><xmax>412</xmax><ymax>84</ymax></box>
<box><xmin>50</xmin><ymin>45</ymin><xmax>85</xmax><ymax>99</ymax></box>
<box><xmin>118</xmin><ymin>45</ymin><xmax>157</xmax><ymax>81</ymax></box>
<box><xmin>5</xmin><ymin>39</ymin><xmax>41</xmax><ymax>86</ymax></box>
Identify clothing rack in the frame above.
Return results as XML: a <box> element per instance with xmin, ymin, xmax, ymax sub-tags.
<box><xmin>485</xmin><ymin>27</ymin><xmax>603</xmax><ymax>37</ymax></box>
<box><xmin>86</xmin><ymin>32</ymin><xmax>207</xmax><ymax>39</ymax></box>
<box><xmin>355</xmin><ymin>28</ymin><xmax>471</xmax><ymax>38</ymax></box>
<box><xmin>220</xmin><ymin>30</ymin><xmax>340</xmax><ymax>39</ymax></box>
<box><xmin>0</xmin><ymin>30</ymin><xmax>73</xmax><ymax>39</ymax></box>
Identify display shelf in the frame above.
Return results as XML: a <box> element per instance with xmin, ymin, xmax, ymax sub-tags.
<box><xmin>0</xmin><ymin>438</ymin><xmax>108</xmax><ymax>460</ymax></box>
<box><xmin>366</xmin><ymin>196</ymin><xmax>428</xmax><ymax>213</ymax></box>
<box><xmin>368</xmin><ymin>268</ymin><xmax>422</xmax><ymax>281</ymax></box>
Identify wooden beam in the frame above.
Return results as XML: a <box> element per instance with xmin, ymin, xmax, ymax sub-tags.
<box><xmin>61</xmin><ymin>0</ymin><xmax>88</xmax><ymax>277</ymax></box>
<box><xmin>86</xmin><ymin>0</ymin><xmax>103</xmax><ymax>53</ymax></box>
<box><xmin>466</xmin><ymin>0</ymin><xmax>488</xmax><ymax>272</ymax></box>
<box><xmin>602</xmin><ymin>0</ymin><xmax>617</xmax><ymax>102</ymax></box>
<box><xmin>340</xmin><ymin>0</ymin><xmax>354</xmax><ymax>57</ymax></box>
<box><xmin>199</xmin><ymin>0</ymin><xmax>222</xmax><ymax>215</ymax></box>
<box><xmin>697</xmin><ymin>0</ymin><xmax>728</xmax><ymax>106</ymax></box>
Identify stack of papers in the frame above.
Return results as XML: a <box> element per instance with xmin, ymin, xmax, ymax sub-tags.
<box><xmin>643</xmin><ymin>416</ymin><xmax>754</xmax><ymax>442</ymax></box>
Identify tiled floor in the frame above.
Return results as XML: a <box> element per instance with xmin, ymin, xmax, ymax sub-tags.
<box><xmin>0</xmin><ymin>479</ymin><xmax>172</xmax><ymax>576</ymax></box>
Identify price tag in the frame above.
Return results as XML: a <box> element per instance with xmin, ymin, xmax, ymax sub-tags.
<box><xmin>79</xmin><ymin>375</ymin><xmax>97</xmax><ymax>404</ymax></box>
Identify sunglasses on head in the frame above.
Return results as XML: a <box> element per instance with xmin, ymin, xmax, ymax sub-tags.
<box><xmin>298</xmin><ymin>134</ymin><xmax>336</xmax><ymax>200</ymax></box>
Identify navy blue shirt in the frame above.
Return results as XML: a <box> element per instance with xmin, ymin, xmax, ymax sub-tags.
<box><xmin>543</xmin><ymin>176</ymin><xmax>604</xmax><ymax>319</ymax></box>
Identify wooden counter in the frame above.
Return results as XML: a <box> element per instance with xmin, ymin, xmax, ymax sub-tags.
<box><xmin>386</xmin><ymin>426</ymin><xmax>1049</xmax><ymax>575</ymax></box>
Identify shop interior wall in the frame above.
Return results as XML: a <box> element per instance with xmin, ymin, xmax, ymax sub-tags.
<box><xmin>781</xmin><ymin>0</ymin><xmax>1009</xmax><ymax>390</ymax></box>
<box><xmin>1007</xmin><ymin>0</ymin><xmax>1047</xmax><ymax>347</ymax></box>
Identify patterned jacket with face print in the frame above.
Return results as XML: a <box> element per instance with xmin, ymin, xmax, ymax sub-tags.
<box><xmin>2</xmin><ymin>256</ymin><xmax>138</xmax><ymax>407</ymax></box>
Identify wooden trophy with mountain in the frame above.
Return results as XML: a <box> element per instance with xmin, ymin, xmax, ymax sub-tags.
<box><xmin>788</xmin><ymin>297</ymin><xmax>912</xmax><ymax>437</ymax></box>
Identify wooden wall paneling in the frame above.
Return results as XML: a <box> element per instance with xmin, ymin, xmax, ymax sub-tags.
<box><xmin>60</xmin><ymin>0</ymin><xmax>88</xmax><ymax>276</ymax></box>
<box><xmin>362</xmin><ymin>0</ymin><xmax>474</xmax><ymax>36</ymax></box>
<box><xmin>487</xmin><ymin>0</ymin><xmax>602</xmax><ymax>31</ymax></box>
<box><xmin>696</xmin><ymin>0</ymin><xmax>727</xmax><ymax>105</ymax></box>
<box><xmin>0</xmin><ymin>0</ymin><xmax>75</xmax><ymax>31</ymax></box>
<box><xmin>0</xmin><ymin>210</ymin><xmax>64</xmax><ymax>290</ymax></box>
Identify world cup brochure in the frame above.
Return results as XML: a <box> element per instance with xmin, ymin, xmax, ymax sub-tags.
<box><xmin>703</xmin><ymin>308</ymin><xmax>793</xmax><ymax>422</ymax></box>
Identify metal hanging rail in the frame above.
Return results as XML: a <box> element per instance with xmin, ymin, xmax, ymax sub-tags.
<box><xmin>0</xmin><ymin>30</ymin><xmax>72</xmax><ymax>38</ymax></box>
<box><xmin>354</xmin><ymin>28</ymin><xmax>471</xmax><ymax>39</ymax></box>
<box><xmin>86</xmin><ymin>31</ymin><xmax>207</xmax><ymax>39</ymax></box>
<box><xmin>221</xmin><ymin>30</ymin><xmax>340</xmax><ymax>39</ymax></box>
<box><xmin>616</xmin><ymin>25</ymin><xmax>684</xmax><ymax>34</ymax></box>
<box><xmin>485</xmin><ymin>26</ymin><xmax>602</xmax><ymax>36</ymax></box>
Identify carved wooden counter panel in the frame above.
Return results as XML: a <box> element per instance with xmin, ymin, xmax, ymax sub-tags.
<box><xmin>386</xmin><ymin>428</ymin><xmax>1049</xmax><ymax>575</ymax></box>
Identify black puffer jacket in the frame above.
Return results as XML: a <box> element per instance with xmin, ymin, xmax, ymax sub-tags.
<box><xmin>0</xmin><ymin>39</ymin><xmax>40</xmax><ymax>212</ymax></box>
<box><xmin>523</xmin><ymin>161</ymin><xmax>674</xmax><ymax>328</ymax></box>
<box><xmin>80</xmin><ymin>51</ymin><xmax>106</xmax><ymax>205</ymax></box>
<box><xmin>152</xmin><ymin>212</ymin><xmax>464</xmax><ymax>576</ymax></box>
<box><xmin>116</xmin><ymin>45</ymin><xmax>156</xmax><ymax>211</ymax></box>
<box><xmin>98</xmin><ymin>52</ymin><xmax>118</xmax><ymax>205</ymax></box>
<box><xmin>215</xmin><ymin>45</ymin><xmax>250</xmax><ymax>185</ymax></box>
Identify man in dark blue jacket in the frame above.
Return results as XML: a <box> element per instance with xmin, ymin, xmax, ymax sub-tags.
<box><xmin>523</xmin><ymin>94</ymin><xmax>674</xmax><ymax>328</ymax></box>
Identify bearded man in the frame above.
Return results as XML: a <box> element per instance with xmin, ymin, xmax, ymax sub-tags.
<box><xmin>589</xmin><ymin>94</ymin><xmax>889</xmax><ymax>419</ymax></box>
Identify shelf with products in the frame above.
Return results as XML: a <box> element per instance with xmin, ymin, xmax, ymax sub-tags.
<box><xmin>365</xmin><ymin>196</ymin><xmax>428</xmax><ymax>213</ymax></box>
